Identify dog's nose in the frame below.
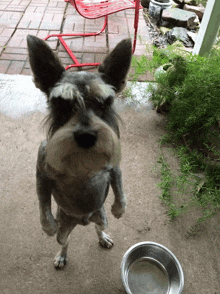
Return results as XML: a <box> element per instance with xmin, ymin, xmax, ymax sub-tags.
<box><xmin>74</xmin><ymin>129</ymin><xmax>97</xmax><ymax>149</ymax></box>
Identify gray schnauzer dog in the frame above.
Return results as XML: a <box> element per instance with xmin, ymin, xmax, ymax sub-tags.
<box><xmin>27</xmin><ymin>35</ymin><xmax>132</xmax><ymax>269</ymax></box>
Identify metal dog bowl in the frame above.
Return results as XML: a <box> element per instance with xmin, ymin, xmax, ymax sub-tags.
<box><xmin>121</xmin><ymin>242</ymin><xmax>184</xmax><ymax>294</ymax></box>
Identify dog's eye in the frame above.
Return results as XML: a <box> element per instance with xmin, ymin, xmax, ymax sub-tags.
<box><xmin>50</xmin><ymin>97</ymin><xmax>74</xmax><ymax>123</ymax></box>
<box><xmin>50</xmin><ymin>97</ymin><xmax>72</xmax><ymax>110</ymax></box>
<box><xmin>104</xmin><ymin>96</ymin><xmax>114</xmax><ymax>107</ymax></box>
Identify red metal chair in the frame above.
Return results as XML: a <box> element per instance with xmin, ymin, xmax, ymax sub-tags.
<box><xmin>45</xmin><ymin>0</ymin><xmax>142</xmax><ymax>70</ymax></box>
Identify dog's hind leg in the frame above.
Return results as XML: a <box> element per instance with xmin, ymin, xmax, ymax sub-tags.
<box><xmin>54</xmin><ymin>207</ymin><xmax>77</xmax><ymax>269</ymax></box>
<box><xmin>90</xmin><ymin>207</ymin><xmax>113</xmax><ymax>249</ymax></box>
<box><xmin>95</xmin><ymin>225</ymin><xmax>113</xmax><ymax>249</ymax></box>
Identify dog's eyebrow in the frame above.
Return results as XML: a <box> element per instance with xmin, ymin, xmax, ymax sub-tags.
<box><xmin>49</xmin><ymin>83</ymin><xmax>79</xmax><ymax>100</ymax></box>
<box><xmin>89</xmin><ymin>80</ymin><xmax>115</xmax><ymax>101</ymax></box>
<box><xmin>49</xmin><ymin>83</ymin><xmax>85</xmax><ymax>109</ymax></box>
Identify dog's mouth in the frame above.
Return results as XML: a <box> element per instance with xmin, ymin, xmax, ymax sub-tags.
<box><xmin>45</xmin><ymin>117</ymin><xmax>121</xmax><ymax>177</ymax></box>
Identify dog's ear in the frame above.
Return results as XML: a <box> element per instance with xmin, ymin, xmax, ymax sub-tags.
<box><xmin>27</xmin><ymin>35</ymin><xmax>65</xmax><ymax>95</ymax></box>
<box><xmin>98</xmin><ymin>38</ymin><xmax>132</xmax><ymax>92</ymax></box>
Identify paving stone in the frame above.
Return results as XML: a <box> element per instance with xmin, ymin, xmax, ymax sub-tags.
<box><xmin>37</xmin><ymin>31</ymin><xmax>59</xmax><ymax>50</ymax></box>
<box><xmin>83</xmin><ymin>44</ymin><xmax>108</xmax><ymax>54</ymax></box>
<box><xmin>40</xmin><ymin>13</ymin><xmax>63</xmax><ymax>30</ymax></box>
<box><xmin>58</xmin><ymin>37</ymin><xmax>84</xmax><ymax>52</ymax></box>
<box><xmin>95</xmin><ymin>53</ymin><xmax>105</xmax><ymax>63</ymax></box>
<box><xmin>85</xmin><ymin>18</ymin><xmax>105</xmax><ymax>33</ymax></box>
<box><xmin>0</xmin><ymin>0</ymin><xmax>152</xmax><ymax>75</ymax></box>
<box><xmin>4</xmin><ymin>0</ymin><xmax>29</xmax><ymax>12</ymax></box>
<box><xmin>65</xmin><ymin>4</ymin><xmax>78</xmax><ymax>15</ymax></box>
<box><xmin>6</xmin><ymin>60</ymin><xmax>25</xmax><ymax>74</ymax></box>
<box><xmin>23</xmin><ymin>59</ymin><xmax>30</xmax><ymax>69</ymax></box>
<box><xmin>0</xmin><ymin>2</ymin><xmax>9</xmax><ymax>11</ymax></box>
<box><xmin>0</xmin><ymin>11</ymin><xmax>23</xmax><ymax>28</ymax></box>
<box><xmin>82</xmin><ymin>53</ymin><xmax>95</xmax><ymax>64</ymax></box>
<box><xmin>7</xmin><ymin>29</ymin><xmax>38</xmax><ymax>48</ymax></box>
<box><xmin>1</xmin><ymin>52</ymin><xmax>28</xmax><ymax>61</ymax></box>
<box><xmin>21</xmin><ymin>67</ymin><xmax>32</xmax><ymax>75</ymax></box>
<box><xmin>0</xmin><ymin>60</ymin><xmax>11</xmax><ymax>74</ymax></box>
<box><xmin>0</xmin><ymin>47</ymin><xmax>4</xmax><ymax>55</ymax></box>
<box><xmin>25</xmin><ymin>5</ymin><xmax>46</xmax><ymax>13</ymax></box>
<box><xmin>0</xmin><ymin>28</ymin><xmax>14</xmax><ymax>47</ymax></box>
<box><xmin>18</xmin><ymin>13</ymin><xmax>44</xmax><ymax>29</ymax></box>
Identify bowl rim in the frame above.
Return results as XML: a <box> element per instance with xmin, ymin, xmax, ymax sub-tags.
<box><xmin>121</xmin><ymin>241</ymin><xmax>184</xmax><ymax>294</ymax></box>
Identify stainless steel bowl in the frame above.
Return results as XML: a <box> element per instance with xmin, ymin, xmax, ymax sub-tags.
<box><xmin>121</xmin><ymin>242</ymin><xmax>184</xmax><ymax>294</ymax></box>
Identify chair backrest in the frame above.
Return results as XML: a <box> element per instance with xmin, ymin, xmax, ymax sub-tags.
<box><xmin>69</xmin><ymin>0</ymin><xmax>140</xmax><ymax>20</ymax></box>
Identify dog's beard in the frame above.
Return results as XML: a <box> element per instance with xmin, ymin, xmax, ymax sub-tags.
<box><xmin>45</xmin><ymin>116</ymin><xmax>121</xmax><ymax>177</ymax></box>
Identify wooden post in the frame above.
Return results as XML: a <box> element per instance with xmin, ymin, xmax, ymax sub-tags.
<box><xmin>193</xmin><ymin>0</ymin><xmax>220</xmax><ymax>56</ymax></box>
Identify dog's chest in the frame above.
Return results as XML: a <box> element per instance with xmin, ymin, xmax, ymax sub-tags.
<box><xmin>52</xmin><ymin>170</ymin><xmax>110</xmax><ymax>217</ymax></box>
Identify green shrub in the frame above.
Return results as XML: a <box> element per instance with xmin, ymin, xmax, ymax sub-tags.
<box><xmin>131</xmin><ymin>45</ymin><xmax>220</xmax><ymax>226</ymax></box>
<box><xmin>150</xmin><ymin>48</ymin><xmax>220</xmax><ymax>144</ymax></box>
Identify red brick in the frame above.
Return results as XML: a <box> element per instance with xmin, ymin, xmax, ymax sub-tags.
<box><xmin>4</xmin><ymin>5</ymin><xmax>27</xmax><ymax>12</ymax></box>
<box><xmin>1</xmin><ymin>52</ymin><xmax>27</xmax><ymax>61</ymax></box>
<box><xmin>24</xmin><ymin>60</ymin><xmax>30</xmax><ymax>69</ymax></box>
<box><xmin>0</xmin><ymin>28</ymin><xmax>14</xmax><ymax>47</ymax></box>
<box><xmin>45</xmin><ymin>6</ymin><xmax>66</xmax><ymax>14</ymax></box>
<box><xmin>7</xmin><ymin>29</ymin><xmax>38</xmax><ymax>48</ymax></box>
<box><xmin>63</xmin><ymin>14</ymin><xmax>84</xmax><ymax>33</ymax></box>
<box><xmin>37</xmin><ymin>30</ymin><xmax>59</xmax><ymax>50</ymax></box>
<box><xmin>29</xmin><ymin>0</ymin><xmax>48</xmax><ymax>7</ymax></box>
<box><xmin>95</xmin><ymin>53</ymin><xmax>105</xmax><ymax>64</ymax></box>
<box><xmin>58</xmin><ymin>50</ymin><xmax>81</xmax><ymax>60</ymax></box>
<box><xmin>0</xmin><ymin>60</ymin><xmax>11</xmax><ymax>74</ymax></box>
<box><xmin>58</xmin><ymin>37</ymin><xmax>83</xmax><ymax>52</ymax></box>
<box><xmin>66</xmin><ymin>4</ymin><xmax>77</xmax><ymax>15</ymax></box>
<box><xmin>18</xmin><ymin>13</ymin><xmax>44</xmax><ymax>29</ymax></box>
<box><xmin>0</xmin><ymin>4</ymin><xmax>8</xmax><ymax>10</ymax></box>
<box><xmin>84</xmin><ymin>18</ymin><xmax>104</xmax><ymax>33</ymax></box>
<box><xmin>0</xmin><ymin>11</ymin><xmax>23</xmax><ymax>28</ymax></box>
<box><xmin>115</xmin><ymin>11</ymin><xmax>126</xmax><ymax>17</ymax></box>
<box><xmin>7</xmin><ymin>60</ymin><xmax>25</xmax><ymax>74</ymax></box>
<box><xmin>21</xmin><ymin>67</ymin><xmax>32</xmax><ymax>75</ymax></box>
<box><xmin>40</xmin><ymin>13</ymin><xmax>63</xmax><ymax>30</ymax></box>
<box><xmin>82</xmin><ymin>53</ymin><xmax>95</xmax><ymax>64</ymax></box>
<box><xmin>83</xmin><ymin>45</ymin><xmax>107</xmax><ymax>54</ymax></box>
<box><xmin>4</xmin><ymin>47</ymin><xmax>27</xmax><ymax>54</ymax></box>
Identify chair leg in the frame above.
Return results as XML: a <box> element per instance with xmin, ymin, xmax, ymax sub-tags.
<box><xmin>132</xmin><ymin>0</ymin><xmax>140</xmax><ymax>54</ymax></box>
<box><xmin>45</xmin><ymin>16</ymin><xmax>108</xmax><ymax>40</ymax></box>
<box><xmin>44</xmin><ymin>16</ymin><xmax>108</xmax><ymax>69</ymax></box>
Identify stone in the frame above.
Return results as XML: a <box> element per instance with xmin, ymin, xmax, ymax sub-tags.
<box><xmin>190</xmin><ymin>15</ymin><xmax>200</xmax><ymax>30</ymax></box>
<box><xmin>166</xmin><ymin>27</ymin><xmax>194</xmax><ymax>47</ymax></box>
<box><xmin>183</xmin><ymin>4</ymin><xmax>205</xmax><ymax>20</ymax></box>
<box><xmin>187</xmin><ymin>31</ymin><xmax>197</xmax><ymax>43</ymax></box>
<box><xmin>159</xmin><ymin>26</ymin><xmax>171</xmax><ymax>35</ymax></box>
<box><xmin>162</xmin><ymin>8</ymin><xmax>197</xmax><ymax>29</ymax></box>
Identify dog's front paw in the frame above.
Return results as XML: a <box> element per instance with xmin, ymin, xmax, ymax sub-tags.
<box><xmin>111</xmin><ymin>200</ymin><xmax>126</xmax><ymax>219</ymax></box>
<box><xmin>41</xmin><ymin>215</ymin><xmax>58</xmax><ymax>236</ymax></box>
<box><xmin>99</xmin><ymin>232</ymin><xmax>114</xmax><ymax>249</ymax></box>
<box><xmin>54</xmin><ymin>252</ymin><xmax>67</xmax><ymax>269</ymax></box>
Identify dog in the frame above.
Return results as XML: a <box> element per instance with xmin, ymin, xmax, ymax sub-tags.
<box><xmin>27</xmin><ymin>35</ymin><xmax>132</xmax><ymax>269</ymax></box>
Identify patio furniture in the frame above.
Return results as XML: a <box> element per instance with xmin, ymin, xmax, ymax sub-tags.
<box><xmin>44</xmin><ymin>0</ymin><xmax>142</xmax><ymax>69</ymax></box>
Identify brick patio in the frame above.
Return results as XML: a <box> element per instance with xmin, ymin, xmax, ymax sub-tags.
<box><xmin>0</xmin><ymin>0</ymin><xmax>152</xmax><ymax>76</ymax></box>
